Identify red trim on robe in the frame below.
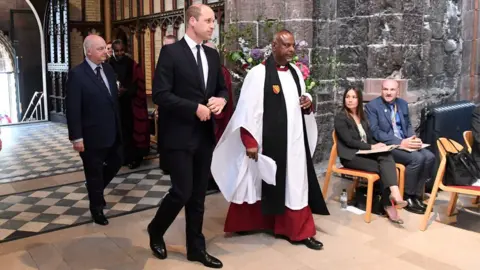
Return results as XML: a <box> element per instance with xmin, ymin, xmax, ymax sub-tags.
<box><xmin>224</xmin><ymin>201</ymin><xmax>316</xmax><ymax>241</ymax></box>
<box><xmin>214</xmin><ymin>65</ymin><xmax>234</xmax><ymax>142</ymax></box>
<box><xmin>131</xmin><ymin>61</ymin><xmax>150</xmax><ymax>149</ymax></box>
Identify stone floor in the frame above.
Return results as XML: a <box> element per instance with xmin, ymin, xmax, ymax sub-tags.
<box><xmin>0</xmin><ymin>170</ymin><xmax>478</xmax><ymax>270</ymax></box>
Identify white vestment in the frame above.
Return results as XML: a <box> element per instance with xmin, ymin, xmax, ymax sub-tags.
<box><xmin>211</xmin><ymin>63</ymin><xmax>318</xmax><ymax>210</ymax></box>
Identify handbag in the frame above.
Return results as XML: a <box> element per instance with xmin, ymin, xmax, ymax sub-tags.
<box><xmin>439</xmin><ymin>139</ymin><xmax>480</xmax><ymax>186</ymax></box>
<box><xmin>353</xmin><ymin>185</ymin><xmax>385</xmax><ymax>215</ymax></box>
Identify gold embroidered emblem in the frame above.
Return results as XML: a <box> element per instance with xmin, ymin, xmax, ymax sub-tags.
<box><xmin>272</xmin><ymin>85</ymin><xmax>280</xmax><ymax>94</ymax></box>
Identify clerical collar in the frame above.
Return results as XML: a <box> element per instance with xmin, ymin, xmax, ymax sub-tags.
<box><xmin>261</xmin><ymin>60</ymin><xmax>289</xmax><ymax>71</ymax></box>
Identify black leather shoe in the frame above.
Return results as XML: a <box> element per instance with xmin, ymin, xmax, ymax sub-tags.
<box><xmin>91</xmin><ymin>209</ymin><xmax>108</xmax><ymax>225</ymax></box>
<box><xmin>405</xmin><ymin>198</ymin><xmax>426</xmax><ymax>214</ymax></box>
<box><xmin>187</xmin><ymin>250</ymin><xmax>223</xmax><ymax>268</ymax></box>
<box><xmin>301</xmin><ymin>237</ymin><xmax>323</xmax><ymax>250</ymax></box>
<box><xmin>414</xmin><ymin>197</ymin><xmax>427</xmax><ymax>210</ymax></box>
<box><xmin>147</xmin><ymin>224</ymin><xmax>167</xmax><ymax>259</ymax></box>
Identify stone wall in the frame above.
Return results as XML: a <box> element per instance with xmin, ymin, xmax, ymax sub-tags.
<box><xmin>226</xmin><ymin>0</ymin><xmax>474</xmax><ymax>162</ymax></box>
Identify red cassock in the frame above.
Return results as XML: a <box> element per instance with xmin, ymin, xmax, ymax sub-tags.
<box><xmin>131</xmin><ymin>61</ymin><xmax>150</xmax><ymax>150</ymax></box>
<box><xmin>214</xmin><ymin>65</ymin><xmax>234</xmax><ymax>142</ymax></box>
<box><xmin>223</xmin><ymin>128</ymin><xmax>316</xmax><ymax>241</ymax></box>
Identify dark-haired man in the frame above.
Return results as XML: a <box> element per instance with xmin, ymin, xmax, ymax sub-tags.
<box><xmin>147</xmin><ymin>3</ymin><xmax>228</xmax><ymax>268</ymax></box>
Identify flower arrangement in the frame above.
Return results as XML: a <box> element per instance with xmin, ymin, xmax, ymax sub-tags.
<box><xmin>225</xmin><ymin>38</ymin><xmax>317</xmax><ymax>93</ymax></box>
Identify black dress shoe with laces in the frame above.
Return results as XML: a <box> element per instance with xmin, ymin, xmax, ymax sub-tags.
<box><xmin>405</xmin><ymin>197</ymin><xmax>426</xmax><ymax>214</ymax></box>
<box><xmin>147</xmin><ymin>224</ymin><xmax>167</xmax><ymax>259</ymax></box>
<box><xmin>414</xmin><ymin>197</ymin><xmax>427</xmax><ymax>209</ymax></box>
<box><xmin>91</xmin><ymin>209</ymin><xmax>108</xmax><ymax>225</ymax></box>
<box><xmin>301</xmin><ymin>237</ymin><xmax>324</xmax><ymax>250</ymax></box>
<box><xmin>187</xmin><ymin>250</ymin><xmax>223</xmax><ymax>268</ymax></box>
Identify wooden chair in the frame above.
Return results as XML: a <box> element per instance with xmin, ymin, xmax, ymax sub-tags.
<box><xmin>420</xmin><ymin>138</ymin><xmax>480</xmax><ymax>231</ymax></box>
<box><xmin>462</xmin><ymin>130</ymin><xmax>479</xmax><ymax>205</ymax></box>
<box><xmin>323</xmin><ymin>131</ymin><xmax>405</xmax><ymax>223</ymax></box>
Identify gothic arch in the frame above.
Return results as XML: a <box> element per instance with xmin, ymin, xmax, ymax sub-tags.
<box><xmin>25</xmin><ymin>0</ymin><xmax>48</xmax><ymax>121</ymax></box>
<box><xmin>0</xmin><ymin>31</ymin><xmax>17</xmax><ymax>123</ymax></box>
<box><xmin>0</xmin><ymin>31</ymin><xmax>15</xmax><ymax>69</ymax></box>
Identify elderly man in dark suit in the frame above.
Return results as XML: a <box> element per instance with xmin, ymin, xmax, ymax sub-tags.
<box><xmin>365</xmin><ymin>79</ymin><xmax>435</xmax><ymax>215</ymax></box>
<box><xmin>66</xmin><ymin>34</ymin><xmax>122</xmax><ymax>226</ymax></box>
<box><xmin>147</xmin><ymin>3</ymin><xmax>228</xmax><ymax>269</ymax></box>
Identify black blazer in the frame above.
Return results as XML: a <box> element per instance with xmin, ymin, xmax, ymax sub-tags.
<box><xmin>152</xmin><ymin>38</ymin><xmax>228</xmax><ymax>150</ymax></box>
<box><xmin>66</xmin><ymin>60</ymin><xmax>121</xmax><ymax>149</ymax></box>
<box><xmin>334</xmin><ymin>112</ymin><xmax>376</xmax><ymax>160</ymax></box>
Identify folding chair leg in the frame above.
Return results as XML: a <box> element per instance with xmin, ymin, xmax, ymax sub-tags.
<box><xmin>322</xmin><ymin>168</ymin><xmax>333</xmax><ymax>198</ymax></box>
<box><xmin>364</xmin><ymin>180</ymin><xmax>374</xmax><ymax>223</ymax></box>
<box><xmin>420</xmin><ymin>175</ymin><xmax>442</xmax><ymax>231</ymax></box>
<box><xmin>447</xmin><ymin>193</ymin><xmax>458</xmax><ymax>216</ymax></box>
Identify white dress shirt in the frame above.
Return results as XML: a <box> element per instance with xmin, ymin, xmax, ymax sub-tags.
<box><xmin>85</xmin><ymin>57</ymin><xmax>111</xmax><ymax>95</ymax></box>
<box><xmin>183</xmin><ymin>34</ymin><xmax>209</xmax><ymax>88</ymax></box>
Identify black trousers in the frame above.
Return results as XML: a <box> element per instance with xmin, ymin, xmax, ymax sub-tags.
<box><xmin>391</xmin><ymin>148</ymin><xmax>435</xmax><ymax>197</ymax></box>
<box><xmin>149</xmin><ymin>133</ymin><xmax>214</xmax><ymax>254</ymax></box>
<box><xmin>341</xmin><ymin>152</ymin><xmax>398</xmax><ymax>206</ymax></box>
<box><xmin>80</xmin><ymin>141</ymin><xmax>122</xmax><ymax>211</ymax></box>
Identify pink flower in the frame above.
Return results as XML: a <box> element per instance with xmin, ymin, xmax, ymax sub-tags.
<box><xmin>295</xmin><ymin>62</ymin><xmax>310</xmax><ymax>80</ymax></box>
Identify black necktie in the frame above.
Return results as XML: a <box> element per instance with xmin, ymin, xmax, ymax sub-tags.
<box><xmin>196</xmin><ymin>44</ymin><xmax>206</xmax><ymax>91</ymax></box>
<box><xmin>95</xmin><ymin>66</ymin><xmax>110</xmax><ymax>95</ymax></box>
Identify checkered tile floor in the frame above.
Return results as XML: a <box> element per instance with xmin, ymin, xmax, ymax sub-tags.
<box><xmin>0</xmin><ymin>168</ymin><xmax>169</xmax><ymax>243</ymax></box>
<box><xmin>0</xmin><ymin>122</ymin><xmax>159</xmax><ymax>184</ymax></box>
<box><xmin>0</xmin><ymin>122</ymin><xmax>83</xmax><ymax>183</ymax></box>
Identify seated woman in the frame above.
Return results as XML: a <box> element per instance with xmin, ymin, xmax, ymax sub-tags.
<box><xmin>334</xmin><ymin>87</ymin><xmax>407</xmax><ymax>224</ymax></box>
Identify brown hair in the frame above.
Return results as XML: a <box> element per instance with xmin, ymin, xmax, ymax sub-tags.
<box><xmin>342</xmin><ymin>87</ymin><xmax>366</xmax><ymax>121</ymax></box>
<box><xmin>186</xmin><ymin>5</ymin><xmax>202</xmax><ymax>26</ymax></box>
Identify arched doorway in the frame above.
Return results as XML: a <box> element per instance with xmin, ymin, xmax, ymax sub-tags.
<box><xmin>1</xmin><ymin>0</ymin><xmax>48</xmax><ymax>125</ymax></box>
<box><xmin>0</xmin><ymin>31</ymin><xmax>17</xmax><ymax>124</ymax></box>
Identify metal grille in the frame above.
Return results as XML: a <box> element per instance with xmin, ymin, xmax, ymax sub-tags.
<box><xmin>46</xmin><ymin>0</ymin><xmax>69</xmax><ymax>123</ymax></box>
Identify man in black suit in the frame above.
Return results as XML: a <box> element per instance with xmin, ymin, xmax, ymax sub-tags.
<box><xmin>66</xmin><ymin>34</ymin><xmax>122</xmax><ymax>226</ymax></box>
<box><xmin>147</xmin><ymin>3</ymin><xmax>228</xmax><ymax>269</ymax></box>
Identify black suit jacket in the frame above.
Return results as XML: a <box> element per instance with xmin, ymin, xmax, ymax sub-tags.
<box><xmin>66</xmin><ymin>60</ymin><xmax>121</xmax><ymax>149</ymax></box>
<box><xmin>334</xmin><ymin>112</ymin><xmax>376</xmax><ymax>160</ymax></box>
<box><xmin>152</xmin><ymin>38</ymin><xmax>228</xmax><ymax>150</ymax></box>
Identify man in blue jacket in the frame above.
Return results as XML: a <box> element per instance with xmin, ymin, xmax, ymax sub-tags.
<box><xmin>365</xmin><ymin>79</ymin><xmax>434</xmax><ymax>214</ymax></box>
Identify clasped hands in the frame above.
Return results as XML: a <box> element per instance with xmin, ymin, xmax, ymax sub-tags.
<box><xmin>400</xmin><ymin>136</ymin><xmax>423</xmax><ymax>150</ymax></box>
<box><xmin>196</xmin><ymin>97</ymin><xmax>226</xmax><ymax>121</ymax></box>
<box><xmin>370</xmin><ymin>136</ymin><xmax>423</xmax><ymax>150</ymax></box>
